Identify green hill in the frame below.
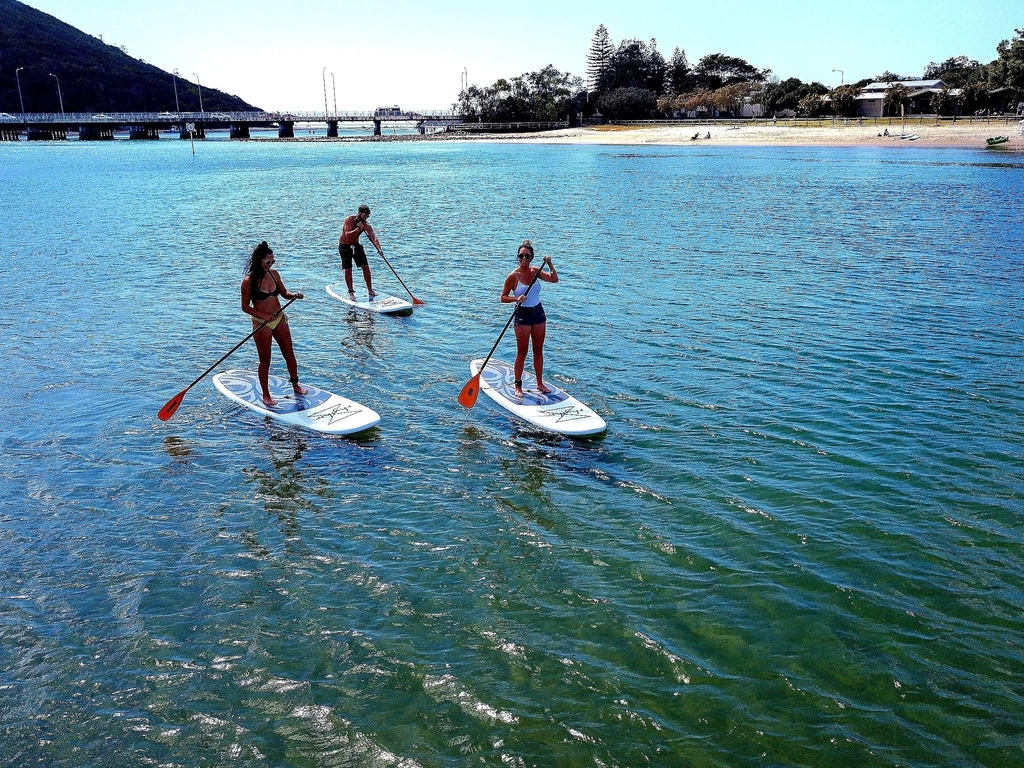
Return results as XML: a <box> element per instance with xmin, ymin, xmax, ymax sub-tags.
<box><xmin>0</xmin><ymin>0</ymin><xmax>258</xmax><ymax>113</ymax></box>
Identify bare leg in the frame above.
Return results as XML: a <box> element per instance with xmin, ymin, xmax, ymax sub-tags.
<box><xmin>513</xmin><ymin>324</ymin><xmax>530</xmax><ymax>397</ymax></box>
<box><xmin>344</xmin><ymin>267</ymin><xmax>355</xmax><ymax>295</ymax></box>
<box><xmin>253</xmin><ymin>327</ymin><xmax>276</xmax><ymax>405</ymax></box>
<box><xmin>532</xmin><ymin>323</ymin><xmax>551</xmax><ymax>393</ymax></box>
<box><xmin>273</xmin><ymin>322</ymin><xmax>307</xmax><ymax>395</ymax></box>
<box><xmin>361</xmin><ymin>264</ymin><xmax>377</xmax><ymax>297</ymax></box>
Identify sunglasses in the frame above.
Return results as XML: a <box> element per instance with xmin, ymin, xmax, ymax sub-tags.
<box><xmin>517</xmin><ymin>253</ymin><xmax>533</xmax><ymax>260</ymax></box>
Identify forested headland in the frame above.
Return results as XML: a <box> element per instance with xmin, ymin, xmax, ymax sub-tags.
<box><xmin>0</xmin><ymin>0</ymin><xmax>256</xmax><ymax>113</ymax></box>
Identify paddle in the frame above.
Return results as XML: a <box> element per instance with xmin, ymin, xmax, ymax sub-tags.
<box><xmin>377</xmin><ymin>249</ymin><xmax>425</xmax><ymax>305</ymax></box>
<box><xmin>458</xmin><ymin>258</ymin><xmax>548</xmax><ymax>409</ymax></box>
<box><xmin>158</xmin><ymin>298</ymin><xmax>297</xmax><ymax>421</ymax></box>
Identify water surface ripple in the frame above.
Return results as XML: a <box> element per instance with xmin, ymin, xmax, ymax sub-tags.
<box><xmin>1</xmin><ymin>140</ymin><xmax>1022</xmax><ymax>767</ymax></box>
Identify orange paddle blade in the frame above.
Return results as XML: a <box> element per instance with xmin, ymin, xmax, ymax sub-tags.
<box><xmin>412</xmin><ymin>297</ymin><xmax>426</xmax><ymax>306</ymax></box>
<box><xmin>458</xmin><ymin>375</ymin><xmax>481</xmax><ymax>408</ymax></box>
<box><xmin>158</xmin><ymin>390</ymin><xmax>187</xmax><ymax>421</ymax></box>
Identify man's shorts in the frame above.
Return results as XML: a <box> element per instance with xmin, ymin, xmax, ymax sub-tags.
<box><xmin>338</xmin><ymin>242</ymin><xmax>368</xmax><ymax>270</ymax></box>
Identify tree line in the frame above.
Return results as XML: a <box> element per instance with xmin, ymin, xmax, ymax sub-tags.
<box><xmin>453</xmin><ymin>24</ymin><xmax>1024</xmax><ymax>122</ymax></box>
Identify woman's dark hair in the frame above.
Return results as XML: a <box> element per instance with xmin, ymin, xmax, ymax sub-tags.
<box><xmin>247</xmin><ymin>240</ymin><xmax>273</xmax><ymax>278</ymax></box>
<box><xmin>517</xmin><ymin>239</ymin><xmax>534</xmax><ymax>257</ymax></box>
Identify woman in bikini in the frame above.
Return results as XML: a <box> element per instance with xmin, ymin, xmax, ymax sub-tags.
<box><xmin>241</xmin><ymin>241</ymin><xmax>306</xmax><ymax>406</ymax></box>
<box><xmin>500</xmin><ymin>239</ymin><xmax>558</xmax><ymax>398</ymax></box>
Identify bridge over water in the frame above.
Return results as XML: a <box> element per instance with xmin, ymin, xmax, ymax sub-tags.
<box><xmin>0</xmin><ymin>110</ymin><xmax>465</xmax><ymax>141</ymax></box>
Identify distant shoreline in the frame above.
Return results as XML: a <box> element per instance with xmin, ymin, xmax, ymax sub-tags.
<box><xmin>340</xmin><ymin>122</ymin><xmax>1024</xmax><ymax>149</ymax></box>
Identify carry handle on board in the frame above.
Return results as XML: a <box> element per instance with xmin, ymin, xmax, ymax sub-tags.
<box><xmin>458</xmin><ymin>259</ymin><xmax>548</xmax><ymax>408</ymax></box>
<box><xmin>158</xmin><ymin>297</ymin><xmax>297</xmax><ymax>421</ymax></box>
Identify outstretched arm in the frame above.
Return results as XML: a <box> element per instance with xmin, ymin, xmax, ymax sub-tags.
<box><xmin>363</xmin><ymin>223</ymin><xmax>384</xmax><ymax>255</ymax></box>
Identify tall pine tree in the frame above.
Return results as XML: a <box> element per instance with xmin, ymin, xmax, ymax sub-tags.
<box><xmin>586</xmin><ymin>24</ymin><xmax>614</xmax><ymax>94</ymax></box>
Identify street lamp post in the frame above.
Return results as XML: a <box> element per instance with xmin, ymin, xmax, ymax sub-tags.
<box><xmin>832</xmin><ymin>69</ymin><xmax>844</xmax><ymax>87</ymax></box>
<box><xmin>15</xmin><ymin>66</ymin><xmax>26</xmax><ymax>119</ymax></box>
<box><xmin>49</xmin><ymin>73</ymin><xmax>65</xmax><ymax>119</ymax></box>
<box><xmin>322</xmin><ymin>67</ymin><xmax>329</xmax><ymax>119</ymax></box>
<box><xmin>172</xmin><ymin>69</ymin><xmax>181</xmax><ymax>120</ymax></box>
<box><xmin>193</xmin><ymin>73</ymin><xmax>204</xmax><ymax>116</ymax></box>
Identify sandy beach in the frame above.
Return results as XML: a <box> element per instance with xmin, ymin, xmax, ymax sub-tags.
<box><xmin>436</xmin><ymin>121</ymin><xmax>1024</xmax><ymax>149</ymax></box>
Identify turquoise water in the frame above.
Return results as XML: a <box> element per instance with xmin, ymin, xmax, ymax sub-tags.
<box><xmin>1</xmin><ymin>138</ymin><xmax>1022</xmax><ymax>767</ymax></box>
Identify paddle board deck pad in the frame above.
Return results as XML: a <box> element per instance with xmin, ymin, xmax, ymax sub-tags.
<box><xmin>213</xmin><ymin>370</ymin><xmax>380</xmax><ymax>435</ymax></box>
<box><xmin>469</xmin><ymin>358</ymin><xmax>606</xmax><ymax>436</ymax></box>
<box><xmin>326</xmin><ymin>283</ymin><xmax>413</xmax><ymax>315</ymax></box>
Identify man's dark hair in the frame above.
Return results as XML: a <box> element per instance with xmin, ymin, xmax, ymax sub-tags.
<box><xmin>358</xmin><ymin>204</ymin><xmax>370</xmax><ymax>215</ymax></box>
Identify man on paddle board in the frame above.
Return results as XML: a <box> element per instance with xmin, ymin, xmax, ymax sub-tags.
<box><xmin>338</xmin><ymin>204</ymin><xmax>384</xmax><ymax>300</ymax></box>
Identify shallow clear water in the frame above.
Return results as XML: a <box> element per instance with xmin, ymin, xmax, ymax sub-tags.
<box><xmin>1</xmin><ymin>138</ymin><xmax>1022</xmax><ymax>767</ymax></box>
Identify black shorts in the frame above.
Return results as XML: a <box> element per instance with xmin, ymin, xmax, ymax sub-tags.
<box><xmin>514</xmin><ymin>303</ymin><xmax>547</xmax><ymax>327</ymax></box>
<box><xmin>338</xmin><ymin>242</ymin><xmax>368</xmax><ymax>270</ymax></box>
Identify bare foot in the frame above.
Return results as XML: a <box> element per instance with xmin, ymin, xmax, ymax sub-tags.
<box><xmin>368</xmin><ymin>288</ymin><xmax>378</xmax><ymax>298</ymax></box>
<box><xmin>514</xmin><ymin>386</ymin><xmax>524</xmax><ymax>398</ymax></box>
<box><xmin>348</xmin><ymin>289</ymin><xmax>356</xmax><ymax>299</ymax></box>
<box><xmin>537</xmin><ymin>382</ymin><xmax>552</xmax><ymax>394</ymax></box>
<box><xmin>293</xmin><ymin>385</ymin><xmax>308</xmax><ymax>396</ymax></box>
<box><xmin>262</xmin><ymin>394</ymin><xmax>277</xmax><ymax>406</ymax></box>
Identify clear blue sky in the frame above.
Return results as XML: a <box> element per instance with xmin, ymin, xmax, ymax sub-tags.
<box><xmin>20</xmin><ymin>0</ymin><xmax>1015</xmax><ymax>111</ymax></box>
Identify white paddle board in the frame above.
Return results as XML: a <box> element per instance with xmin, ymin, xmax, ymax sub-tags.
<box><xmin>326</xmin><ymin>283</ymin><xmax>413</xmax><ymax>315</ymax></box>
<box><xmin>469</xmin><ymin>358</ymin><xmax>606</xmax><ymax>436</ymax></box>
<box><xmin>213</xmin><ymin>370</ymin><xmax>380</xmax><ymax>435</ymax></box>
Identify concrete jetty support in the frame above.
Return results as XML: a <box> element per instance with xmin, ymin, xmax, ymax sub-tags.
<box><xmin>229</xmin><ymin>122</ymin><xmax>250</xmax><ymax>139</ymax></box>
<box><xmin>326</xmin><ymin>120</ymin><xmax>339</xmax><ymax>138</ymax></box>
<box><xmin>27</xmin><ymin>125</ymin><xmax>66</xmax><ymax>140</ymax></box>
<box><xmin>78</xmin><ymin>124</ymin><xmax>114</xmax><ymax>140</ymax></box>
<box><xmin>278</xmin><ymin>120</ymin><xmax>295</xmax><ymax>139</ymax></box>
<box><xmin>373</xmin><ymin>119</ymin><xmax>382</xmax><ymax>136</ymax></box>
<box><xmin>129</xmin><ymin>124</ymin><xmax>160</xmax><ymax>140</ymax></box>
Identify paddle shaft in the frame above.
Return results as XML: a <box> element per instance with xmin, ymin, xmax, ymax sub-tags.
<box><xmin>175</xmin><ymin>298</ymin><xmax>296</xmax><ymax>399</ymax></box>
<box><xmin>376</xmin><ymin>250</ymin><xmax>424</xmax><ymax>304</ymax></box>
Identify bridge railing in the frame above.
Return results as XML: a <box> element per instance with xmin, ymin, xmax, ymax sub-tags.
<box><xmin>0</xmin><ymin>110</ymin><xmax>462</xmax><ymax>124</ymax></box>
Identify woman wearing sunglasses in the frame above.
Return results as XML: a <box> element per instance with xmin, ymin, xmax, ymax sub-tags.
<box><xmin>241</xmin><ymin>241</ymin><xmax>306</xmax><ymax>406</ymax></box>
<box><xmin>500</xmin><ymin>239</ymin><xmax>559</xmax><ymax>398</ymax></box>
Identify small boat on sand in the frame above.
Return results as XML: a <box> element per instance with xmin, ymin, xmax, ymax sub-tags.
<box><xmin>985</xmin><ymin>136</ymin><xmax>1009</xmax><ymax>146</ymax></box>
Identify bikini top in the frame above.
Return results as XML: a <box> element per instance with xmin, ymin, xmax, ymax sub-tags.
<box><xmin>251</xmin><ymin>271</ymin><xmax>281</xmax><ymax>301</ymax></box>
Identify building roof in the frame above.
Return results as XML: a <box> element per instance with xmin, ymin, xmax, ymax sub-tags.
<box><xmin>860</xmin><ymin>79</ymin><xmax>946</xmax><ymax>93</ymax></box>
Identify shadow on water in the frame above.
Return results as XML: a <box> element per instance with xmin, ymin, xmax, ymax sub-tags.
<box><xmin>162</xmin><ymin>435</ymin><xmax>194</xmax><ymax>463</ymax></box>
